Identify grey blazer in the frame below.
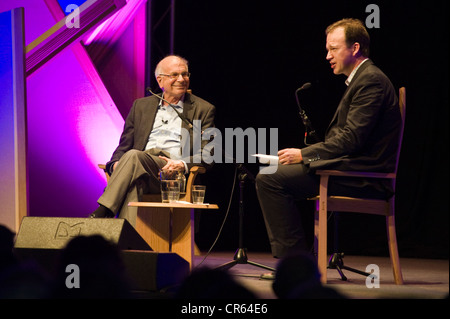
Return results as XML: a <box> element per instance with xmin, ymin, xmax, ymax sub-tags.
<box><xmin>106</xmin><ymin>92</ymin><xmax>216</xmax><ymax>173</ymax></box>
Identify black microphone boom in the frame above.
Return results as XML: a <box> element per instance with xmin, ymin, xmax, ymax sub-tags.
<box><xmin>295</xmin><ymin>82</ymin><xmax>320</xmax><ymax>145</ymax></box>
<box><xmin>146</xmin><ymin>87</ymin><xmax>193</xmax><ymax>129</ymax></box>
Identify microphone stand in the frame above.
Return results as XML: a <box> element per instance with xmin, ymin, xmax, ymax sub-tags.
<box><xmin>215</xmin><ymin>163</ymin><xmax>275</xmax><ymax>272</ymax></box>
<box><xmin>327</xmin><ymin>213</ymin><xmax>372</xmax><ymax>281</ymax></box>
<box><xmin>295</xmin><ymin>84</ymin><xmax>320</xmax><ymax>145</ymax></box>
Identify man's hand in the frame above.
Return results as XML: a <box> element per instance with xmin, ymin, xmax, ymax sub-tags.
<box><xmin>278</xmin><ymin>148</ymin><xmax>303</xmax><ymax>165</ymax></box>
<box><xmin>159</xmin><ymin>156</ymin><xmax>185</xmax><ymax>171</ymax></box>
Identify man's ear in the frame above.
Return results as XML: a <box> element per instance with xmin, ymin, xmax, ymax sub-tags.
<box><xmin>156</xmin><ymin>76</ymin><xmax>163</xmax><ymax>89</ymax></box>
<box><xmin>352</xmin><ymin>42</ymin><xmax>361</xmax><ymax>57</ymax></box>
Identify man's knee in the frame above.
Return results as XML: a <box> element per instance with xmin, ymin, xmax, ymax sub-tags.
<box><xmin>256</xmin><ymin>171</ymin><xmax>278</xmax><ymax>191</ymax></box>
<box><xmin>119</xmin><ymin>149</ymin><xmax>158</xmax><ymax>169</ymax></box>
<box><xmin>255</xmin><ymin>172</ymin><xmax>268</xmax><ymax>186</ymax></box>
<box><xmin>122</xmin><ymin>149</ymin><xmax>145</xmax><ymax>162</ymax></box>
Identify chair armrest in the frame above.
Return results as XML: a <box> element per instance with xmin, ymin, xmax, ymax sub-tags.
<box><xmin>315</xmin><ymin>170</ymin><xmax>396</xmax><ymax>179</ymax></box>
<box><xmin>184</xmin><ymin>166</ymin><xmax>206</xmax><ymax>202</ymax></box>
<box><xmin>189</xmin><ymin>166</ymin><xmax>206</xmax><ymax>174</ymax></box>
<box><xmin>98</xmin><ymin>164</ymin><xmax>110</xmax><ymax>182</ymax></box>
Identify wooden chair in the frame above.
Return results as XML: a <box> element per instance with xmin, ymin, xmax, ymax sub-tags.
<box><xmin>311</xmin><ymin>87</ymin><xmax>406</xmax><ymax>285</ymax></box>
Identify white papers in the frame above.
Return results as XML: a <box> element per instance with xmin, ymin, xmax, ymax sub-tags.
<box><xmin>173</xmin><ymin>201</ymin><xmax>210</xmax><ymax>205</ymax></box>
<box><xmin>252</xmin><ymin>154</ymin><xmax>279</xmax><ymax>164</ymax></box>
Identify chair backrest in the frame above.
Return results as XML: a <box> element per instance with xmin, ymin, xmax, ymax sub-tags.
<box><xmin>395</xmin><ymin>87</ymin><xmax>406</xmax><ymax>174</ymax></box>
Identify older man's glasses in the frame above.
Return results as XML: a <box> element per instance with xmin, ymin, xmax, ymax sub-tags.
<box><xmin>159</xmin><ymin>72</ymin><xmax>191</xmax><ymax>79</ymax></box>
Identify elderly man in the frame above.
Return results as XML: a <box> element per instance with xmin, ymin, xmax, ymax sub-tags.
<box><xmin>90</xmin><ymin>55</ymin><xmax>216</xmax><ymax>226</ymax></box>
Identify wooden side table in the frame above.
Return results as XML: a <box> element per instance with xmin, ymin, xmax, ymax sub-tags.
<box><xmin>128</xmin><ymin>202</ymin><xmax>219</xmax><ymax>268</ymax></box>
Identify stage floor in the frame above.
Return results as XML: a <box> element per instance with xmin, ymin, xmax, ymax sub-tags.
<box><xmin>190</xmin><ymin>251</ymin><xmax>448</xmax><ymax>299</ymax></box>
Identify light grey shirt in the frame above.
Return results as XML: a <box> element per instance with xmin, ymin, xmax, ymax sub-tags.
<box><xmin>145</xmin><ymin>98</ymin><xmax>183</xmax><ymax>159</ymax></box>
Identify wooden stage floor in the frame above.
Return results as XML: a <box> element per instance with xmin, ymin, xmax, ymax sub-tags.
<box><xmin>189</xmin><ymin>251</ymin><xmax>449</xmax><ymax>299</ymax></box>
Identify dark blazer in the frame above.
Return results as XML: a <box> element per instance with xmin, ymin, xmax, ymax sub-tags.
<box><xmin>106</xmin><ymin>92</ymin><xmax>216</xmax><ymax>173</ymax></box>
<box><xmin>301</xmin><ymin>60</ymin><xmax>401</xmax><ymax>195</ymax></box>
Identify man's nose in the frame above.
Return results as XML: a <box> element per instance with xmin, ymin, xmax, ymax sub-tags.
<box><xmin>176</xmin><ymin>74</ymin><xmax>186</xmax><ymax>82</ymax></box>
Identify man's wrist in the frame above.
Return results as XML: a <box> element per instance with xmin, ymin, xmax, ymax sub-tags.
<box><xmin>181</xmin><ymin>160</ymin><xmax>188</xmax><ymax>173</ymax></box>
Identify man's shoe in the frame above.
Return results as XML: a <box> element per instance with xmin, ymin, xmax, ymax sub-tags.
<box><xmin>89</xmin><ymin>205</ymin><xmax>115</xmax><ymax>218</ymax></box>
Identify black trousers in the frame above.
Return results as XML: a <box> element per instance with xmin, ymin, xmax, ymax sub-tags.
<box><xmin>255</xmin><ymin>164</ymin><xmax>387</xmax><ymax>258</ymax></box>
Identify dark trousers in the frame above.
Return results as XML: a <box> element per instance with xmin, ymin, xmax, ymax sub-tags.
<box><xmin>255</xmin><ymin>164</ymin><xmax>387</xmax><ymax>258</ymax></box>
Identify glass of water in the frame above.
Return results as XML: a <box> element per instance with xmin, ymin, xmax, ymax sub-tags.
<box><xmin>192</xmin><ymin>185</ymin><xmax>206</xmax><ymax>204</ymax></box>
<box><xmin>161</xmin><ymin>180</ymin><xmax>180</xmax><ymax>203</ymax></box>
<box><xmin>159</xmin><ymin>169</ymin><xmax>185</xmax><ymax>193</ymax></box>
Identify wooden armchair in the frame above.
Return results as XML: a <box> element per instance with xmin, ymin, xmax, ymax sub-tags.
<box><xmin>311</xmin><ymin>87</ymin><xmax>406</xmax><ymax>284</ymax></box>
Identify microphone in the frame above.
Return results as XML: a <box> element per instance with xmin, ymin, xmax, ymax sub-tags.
<box><xmin>294</xmin><ymin>82</ymin><xmax>320</xmax><ymax>145</ymax></box>
<box><xmin>295</xmin><ymin>82</ymin><xmax>312</xmax><ymax>111</ymax></box>
<box><xmin>295</xmin><ymin>82</ymin><xmax>312</xmax><ymax>94</ymax></box>
<box><xmin>146</xmin><ymin>87</ymin><xmax>193</xmax><ymax>129</ymax></box>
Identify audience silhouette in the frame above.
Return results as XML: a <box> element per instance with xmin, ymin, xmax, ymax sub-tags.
<box><xmin>0</xmin><ymin>225</ymin><xmax>16</xmax><ymax>272</ymax></box>
<box><xmin>273</xmin><ymin>252</ymin><xmax>345</xmax><ymax>299</ymax></box>
<box><xmin>0</xmin><ymin>225</ymin><xmax>49</xmax><ymax>298</ymax></box>
<box><xmin>50</xmin><ymin>235</ymin><xmax>132</xmax><ymax>299</ymax></box>
<box><xmin>174</xmin><ymin>266</ymin><xmax>257</xmax><ymax>299</ymax></box>
<box><xmin>2</xmin><ymin>223</ymin><xmax>347</xmax><ymax>299</ymax></box>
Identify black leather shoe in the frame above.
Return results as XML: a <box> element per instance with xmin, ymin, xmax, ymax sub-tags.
<box><xmin>89</xmin><ymin>206</ymin><xmax>115</xmax><ymax>218</ymax></box>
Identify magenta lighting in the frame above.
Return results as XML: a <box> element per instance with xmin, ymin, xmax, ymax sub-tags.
<box><xmin>25</xmin><ymin>0</ymin><xmax>126</xmax><ymax>77</ymax></box>
<box><xmin>1</xmin><ymin>0</ymin><xmax>146</xmax><ymax>219</ymax></box>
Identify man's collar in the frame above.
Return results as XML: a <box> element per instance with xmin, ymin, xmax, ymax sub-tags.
<box><xmin>345</xmin><ymin>58</ymin><xmax>369</xmax><ymax>86</ymax></box>
<box><xmin>159</xmin><ymin>93</ymin><xmax>185</xmax><ymax>109</ymax></box>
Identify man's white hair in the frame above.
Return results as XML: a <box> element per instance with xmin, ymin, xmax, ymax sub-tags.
<box><xmin>154</xmin><ymin>55</ymin><xmax>189</xmax><ymax>79</ymax></box>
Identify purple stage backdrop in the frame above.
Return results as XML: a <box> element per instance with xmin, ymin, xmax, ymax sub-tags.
<box><xmin>0</xmin><ymin>0</ymin><xmax>149</xmax><ymax>220</ymax></box>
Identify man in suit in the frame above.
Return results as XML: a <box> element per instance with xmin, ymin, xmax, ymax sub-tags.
<box><xmin>256</xmin><ymin>19</ymin><xmax>401</xmax><ymax>259</ymax></box>
<box><xmin>90</xmin><ymin>55</ymin><xmax>216</xmax><ymax>226</ymax></box>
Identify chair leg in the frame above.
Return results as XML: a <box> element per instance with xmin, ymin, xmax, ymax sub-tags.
<box><xmin>315</xmin><ymin>202</ymin><xmax>328</xmax><ymax>284</ymax></box>
<box><xmin>386</xmin><ymin>213</ymin><xmax>404</xmax><ymax>284</ymax></box>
